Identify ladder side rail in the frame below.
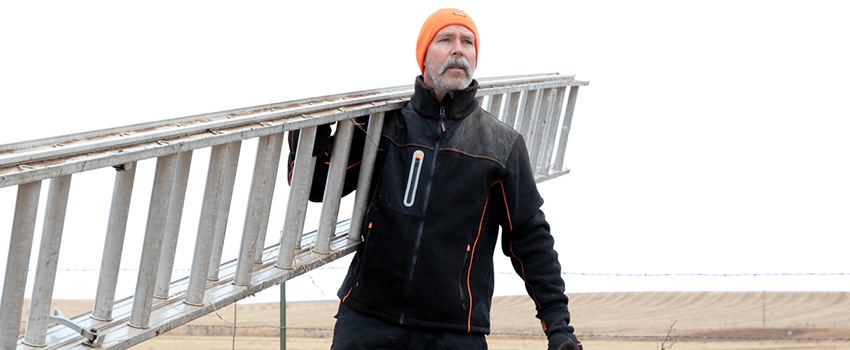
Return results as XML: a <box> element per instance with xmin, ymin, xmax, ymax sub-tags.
<box><xmin>0</xmin><ymin>72</ymin><xmax>563</xmax><ymax>154</ymax></box>
<box><xmin>348</xmin><ymin>112</ymin><xmax>386</xmax><ymax>242</ymax></box>
<box><xmin>253</xmin><ymin>135</ymin><xmax>285</xmax><ymax>264</ymax></box>
<box><xmin>208</xmin><ymin>142</ymin><xmax>242</xmax><ymax>281</ymax></box>
<box><xmin>476</xmin><ymin>78</ymin><xmax>584</xmax><ymax>99</ymax></box>
<box><xmin>0</xmin><ymin>79</ymin><xmax>584</xmax><ymax>189</ymax></box>
<box><xmin>0</xmin><ymin>90</ymin><xmax>398</xmax><ymax>153</ymax></box>
<box><xmin>315</xmin><ymin>119</ymin><xmax>356</xmax><ymax>255</ymax></box>
<box><xmin>22</xmin><ymin>175</ymin><xmax>72</xmax><ymax>346</ymax></box>
<box><xmin>92</xmin><ymin>163</ymin><xmax>138</xmax><ymax>321</ymax></box>
<box><xmin>0</xmin><ymin>75</ymin><xmax>577</xmax><ymax>175</ymax></box>
<box><xmin>276</xmin><ymin>127</ymin><xmax>318</xmax><ymax>269</ymax></box>
<box><xmin>0</xmin><ymin>90</ymin><xmax>416</xmax><ymax>169</ymax></box>
<box><xmin>234</xmin><ymin>134</ymin><xmax>279</xmax><ymax>286</ymax></box>
<box><xmin>154</xmin><ymin>151</ymin><xmax>193</xmax><ymax>299</ymax></box>
<box><xmin>128</xmin><ymin>154</ymin><xmax>177</xmax><ymax>329</ymax></box>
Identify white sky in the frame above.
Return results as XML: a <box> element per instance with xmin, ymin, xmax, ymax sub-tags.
<box><xmin>1</xmin><ymin>1</ymin><xmax>849</xmax><ymax>305</ymax></box>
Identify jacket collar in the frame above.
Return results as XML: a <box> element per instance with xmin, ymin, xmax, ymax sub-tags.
<box><xmin>410</xmin><ymin>75</ymin><xmax>479</xmax><ymax>120</ymax></box>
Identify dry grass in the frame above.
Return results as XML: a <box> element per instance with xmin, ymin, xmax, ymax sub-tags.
<box><xmin>21</xmin><ymin>291</ymin><xmax>850</xmax><ymax>349</ymax></box>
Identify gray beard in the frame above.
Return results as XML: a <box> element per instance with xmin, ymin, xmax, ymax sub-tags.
<box><xmin>426</xmin><ymin>56</ymin><xmax>475</xmax><ymax>93</ymax></box>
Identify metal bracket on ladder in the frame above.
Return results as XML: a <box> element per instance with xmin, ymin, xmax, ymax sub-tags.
<box><xmin>48</xmin><ymin>310</ymin><xmax>105</xmax><ymax>348</ymax></box>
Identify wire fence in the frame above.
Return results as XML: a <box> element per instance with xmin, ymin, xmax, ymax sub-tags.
<box><xmin>9</xmin><ymin>269</ymin><xmax>849</xmax><ymax>345</ymax></box>
<box><xmin>3</xmin><ymin>267</ymin><xmax>848</xmax><ymax>277</ymax></box>
<box><xmin>128</xmin><ymin>324</ymin><xmax>850</xmax><ymax>342</ymax></box>
<box><xmin>14</xmin><ymin>322</ymin><xmax>850</xmax><ymax>342</ymax></box>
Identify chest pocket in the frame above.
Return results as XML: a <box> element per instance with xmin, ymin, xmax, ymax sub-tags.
<box><xmin>377</xmin><ymin>147</ymin><xmax>432</xmax><ymax>216</ymax></box>
<box><xmin>403</xmin><ymin>150</ymin><xmax>425</xmax><ymax>207</ymax></box>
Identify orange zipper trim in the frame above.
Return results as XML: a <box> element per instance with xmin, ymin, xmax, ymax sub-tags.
<box><xmin>466</xmin><ymin>195</ymin><xmax>489</xmax><ymax>332</ymax></box>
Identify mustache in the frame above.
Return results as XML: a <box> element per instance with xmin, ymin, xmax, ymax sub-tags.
<box><xmin>438</xmin><ymin>56</ymin><xmax>473</xmax><ymax>76</ymax></box>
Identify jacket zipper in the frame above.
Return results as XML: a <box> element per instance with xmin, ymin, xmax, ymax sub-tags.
<box><xmin>399</xmin><ymin>106</ymin><xmax>446</xmax><ymax>324</ymax></box>
<box><xmin>440</xmin><ymin>107</ymin><xmax>447</xmax><ymax>133</ymax></box>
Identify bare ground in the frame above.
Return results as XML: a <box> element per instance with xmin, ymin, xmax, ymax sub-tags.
<box><xmin>22</xmin><ymin>291</ymin><xmax>850</xmax><ymax>349</ymax></box>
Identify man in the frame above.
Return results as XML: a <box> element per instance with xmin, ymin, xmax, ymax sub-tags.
<box><xmin>289</xmin><ymin>8</ymin><xmax>581</xmax><ymax>350</ymax></box>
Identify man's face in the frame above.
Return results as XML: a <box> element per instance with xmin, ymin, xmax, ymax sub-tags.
<box><xmin>423</xmin><ymin>24</ymin><xmax>476</xmax><ymax>96</ymax></box>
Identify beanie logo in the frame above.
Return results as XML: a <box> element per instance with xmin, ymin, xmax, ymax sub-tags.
<box><xmin>453</xmin><ymin>11</ymin><xmax>466</xmax><ymax>17</ymax></box>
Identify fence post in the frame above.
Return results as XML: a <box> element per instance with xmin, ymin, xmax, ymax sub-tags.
<box><xmin>0</xmin><ymin>181</ymin><xmax>41</xmax><ymax>350</ymax></box>
<box><xmin>280</xmin><ymin>282</ymin><xmax>286</xmax><ymax>350</ymax></box>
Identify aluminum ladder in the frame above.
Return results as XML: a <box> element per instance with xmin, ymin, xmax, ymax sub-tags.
<box><xmin>0</xmin><ymin>73</ymin><xmax>587</xmax><ymax>350</ymax></box>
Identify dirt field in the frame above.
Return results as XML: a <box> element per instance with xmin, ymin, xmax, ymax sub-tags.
<box><xmin>23</xmin><ymin>292</ymin><xmax>850</xmax><ymax>349</ymax></box>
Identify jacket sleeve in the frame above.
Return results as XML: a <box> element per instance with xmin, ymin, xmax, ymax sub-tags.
<box><xmin>498</xmin><ymin>134</ymin><xmax>571</xmax><ymax>331</ymax></box>
<box><xmin>286</xmin><ymin>116</ymin><xmax>369</xmax><ymax>202</ymax></box>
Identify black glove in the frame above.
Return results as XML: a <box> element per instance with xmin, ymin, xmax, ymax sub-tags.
<box><xmin>312</xmin><ymin>123</ymin><xmax>332</xmax><ymax>157</ymax></box>
<box><xmin>547</xmin><ymin>325</ymin><xmax>582</xmax><ymax>350</ymax></box>
<box><xmin>287</xmin><ymin>123</ymin><xmax>333</xmax><ymax>157</ymax></box>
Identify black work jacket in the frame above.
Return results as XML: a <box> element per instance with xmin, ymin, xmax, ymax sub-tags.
<box><xmin>288</xmin><ymin>76</ymin><xmax>570</xmax><ymax>334</ymax></box>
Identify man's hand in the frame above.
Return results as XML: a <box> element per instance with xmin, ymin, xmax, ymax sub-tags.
<box><xmin>312</xmin><ymin>123</ymin><xmax>332</xmax><ymax>157</ymax></box>
<box><xmin>547</xmin><ymin>325</ymin><xmax>582</xmax><ymax>350</ymax></box>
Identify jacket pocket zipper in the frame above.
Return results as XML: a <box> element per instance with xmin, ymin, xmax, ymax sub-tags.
<box><xmin>403</xmin><ymin>150</ymin><xmax>425</xmax><ymax>207</ymax></box>
<box><xmin>354</xmin><ymin>222</ymin><xmax>373</xmax><ymax>288</ymax></box>
<box><xmin>458</xmin><ymin>244</ymin><xmax>471</xmax><ymax>310</ymax></box>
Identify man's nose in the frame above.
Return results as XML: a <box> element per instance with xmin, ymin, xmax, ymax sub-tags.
<box><xmin>450</xmin><ymin>40</ymin><xmax>464</xmax><ymax>56</ymax></box>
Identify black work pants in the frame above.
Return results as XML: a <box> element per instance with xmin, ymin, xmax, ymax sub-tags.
<box><xmin>330</xmin><ymin>302</ymin><xmax>488</xmax><ymax>350</ymax></box>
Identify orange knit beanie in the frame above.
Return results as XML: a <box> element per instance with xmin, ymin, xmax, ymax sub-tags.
<box><xmin>416</xmin><ymin>8</ymin><xmax>479</xmax><ymax>75</ymax></box>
